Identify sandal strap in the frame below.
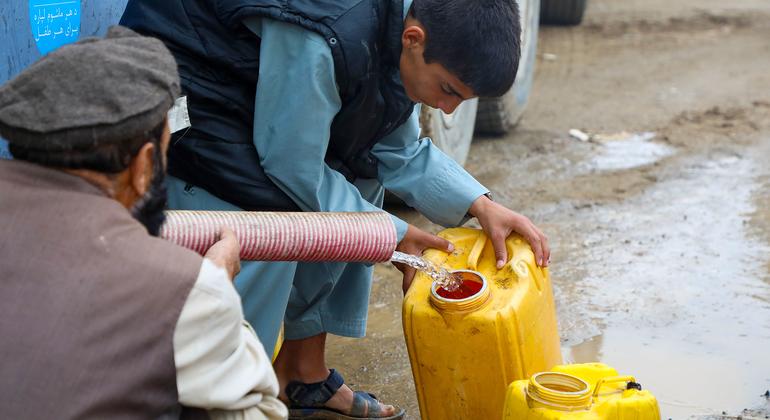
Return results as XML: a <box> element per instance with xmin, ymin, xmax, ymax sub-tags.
<box><xmin>350</xmin><ymin>391</ymin><xmax>386</xmax><ymax>418</ymax></box>
<box><xmin>286</xmin><ymin>369</ymin><xmax>345</xmax><ymax>407</ymax></box>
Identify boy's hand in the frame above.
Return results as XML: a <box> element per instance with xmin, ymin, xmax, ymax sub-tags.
<box><xmin>394</xmin><ymin>224</ymin><xmax>455</xmax><ymax>294</ymax></box>
<box><xmin>204</xmin><ymin>226</ymin><xmax>242</xmax><ymax>280</ymax></box>
<box><xmin>469</xmin><ymin>195</ymin><xmax>550</xmax><ymax>269</ymax></box>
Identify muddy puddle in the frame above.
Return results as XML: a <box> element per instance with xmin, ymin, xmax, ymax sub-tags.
<box><xmin>552</xmin><ymin>145</ymin><xmax>770</xmax><ymax>418</ymax></box>
<box><xmin>587</xmin><ymin>132</ymin><xmax>675</xmax><ymax>171</ymax></box>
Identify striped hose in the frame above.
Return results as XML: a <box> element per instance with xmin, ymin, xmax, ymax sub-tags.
<box><xmin>160</xmin><ymin>210</ymin><xmax>397</xmax><ymax>263</ymax></box>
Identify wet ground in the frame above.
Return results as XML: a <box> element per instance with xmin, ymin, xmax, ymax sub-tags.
<box><xmin>327</xmin><ymin>0</ymin><xmax>770</xmax><ymax>418</ymax></box>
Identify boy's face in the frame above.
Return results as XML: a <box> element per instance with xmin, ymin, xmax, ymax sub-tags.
<box><xmin>399</xmin><ymin>20</ymin><xmax>476</xmax><ymax>114</ymax></box>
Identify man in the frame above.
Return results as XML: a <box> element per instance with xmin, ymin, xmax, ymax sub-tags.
<box><xmin>121</xmin><ymin>1</ymin><xmax>551</xmax><ymax>418</ymax></box>
<box><xmin>0</xmin><ymin>27</ymin><xmax>287</xmax><ymax>419</ymax></box>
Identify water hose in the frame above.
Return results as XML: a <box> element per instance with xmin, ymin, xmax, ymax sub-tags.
<box><xmin>160</xmin><ymin>210</ymin><xmax>397</xmax><ymax>263</ymax></box>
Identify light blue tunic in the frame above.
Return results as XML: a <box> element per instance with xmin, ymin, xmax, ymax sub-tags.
<box><xmin>167</xmin><ymin>2</ymin><xmax>488</xmax><ymax>357</ymax></box>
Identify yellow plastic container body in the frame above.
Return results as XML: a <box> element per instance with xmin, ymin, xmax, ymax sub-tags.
<box><xmin>503</xmin><ymin>363</ymin><xmax>661</xmax><ymax>420</ymax></box>
<box><xmin>402</xmin><ymin>228</ymin><xmax>562</xmax><ymax>420</ymax></box>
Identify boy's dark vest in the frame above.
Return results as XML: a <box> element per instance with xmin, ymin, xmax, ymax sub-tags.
<box><xmin>121</xmin><ymin>0</ymin><xmax>414</xmax><ymax>210</ymax></box>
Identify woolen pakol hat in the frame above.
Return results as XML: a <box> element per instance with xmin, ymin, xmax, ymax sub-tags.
<box><xmin>0</xmin><ymin>26</ymin><xmax>180</xmax><ymax>151</ymax></box>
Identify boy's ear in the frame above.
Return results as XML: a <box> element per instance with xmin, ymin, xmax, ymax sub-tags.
<box><xmin>402</xmin><ymin>24</ymin><xmax>426</xmax><ymax>50</ymax></box>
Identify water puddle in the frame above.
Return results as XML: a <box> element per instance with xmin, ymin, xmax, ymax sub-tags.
<box><xmin>553</xmin><ymin>149</ymin><xmax>770</xmax><ymax>418</ymax></box>
<box><xmin>554</xmin><ymin>148</ymin><xmax>770</xmax><ymax>419</ymax></box>
<box><xmin>589</xmin><ymin>132</ymin><xmax>675</xmax><ymax>171</ymax></box>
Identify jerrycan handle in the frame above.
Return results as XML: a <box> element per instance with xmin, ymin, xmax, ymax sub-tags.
<box><xmin>467</xmin><ymin>232</ymin><xmax>487</xmax><ymax>270</ymax></box>
<box><xmin>467</xmin><ymin>232</ymin><xmax>518</xmax><ymax>272</ymax></box>
<box><xmin>592</xmin><ymin>376</ymin><xmax>641</xmax><ymax>398</ymax></box>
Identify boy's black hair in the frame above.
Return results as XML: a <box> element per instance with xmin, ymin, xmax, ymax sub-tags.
<box><xmin>410</xmin><ymin>0</ymin><xmax>521</xmax><ymax>97</ymax></box>
<box><xmin>10</xmin><ymin>121</ymin><xmax>166</xmax><ymax>174</ymax></box>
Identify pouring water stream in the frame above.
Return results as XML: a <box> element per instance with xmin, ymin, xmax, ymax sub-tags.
<box><xmin>390</xmin><ymin>251</ymin><xmax>463</xmax><ymax>292</ymax></box>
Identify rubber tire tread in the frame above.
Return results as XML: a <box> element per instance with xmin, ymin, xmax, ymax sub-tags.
<box><xmin>475</xmin><ymin>98</ymin><xmax>511</xmax><ymax>136</ymax></box>
<box><xmin>475</xmin><ymin>0</ymin><xmax>540</xmax><ymax>136</ymax></box>
<box><xmin>540</xmin><ymin>0</ymin><xmax>587</xmax><ymax>26</ymax></box>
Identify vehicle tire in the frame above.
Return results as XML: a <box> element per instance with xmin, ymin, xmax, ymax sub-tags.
<box><xmin>540</xmin><ymin>0</ymin><xmax>587</xmax><ymax>26</ymax></box>
<box><xmin>419</xmin><ymin>98</ymin><xmax>479</xmax><ymax>166</ymax></box>
<box><xmin>475</xmin><ymin>0</ymin><xmax>540</xmax><ymax>135</ymax></box>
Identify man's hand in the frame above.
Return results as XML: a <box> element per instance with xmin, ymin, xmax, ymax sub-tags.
<box><xmin>204</xmin><ymin>227</ymin><xmax>241</xmax><ymax>280</ymax></box>
<box><xmin>394</xmin><ymin>224</ymin><xmax>455</xmax><ymax>294</ymax></box>
<box><xmin>469</xmin><ymin>195</ymin><xmax>550</xmax><ymax>269</ymax></box>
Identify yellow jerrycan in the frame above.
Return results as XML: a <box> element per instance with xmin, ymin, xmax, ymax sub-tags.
<box><xmin>402</xmin><ymin>228</ymin><xmax>562</xmax><ymax>420</ymax></box>
<box><xmin>503</xmin><ymin>363</ymin><xmax>661</xmax><ymax>419</ymax></box>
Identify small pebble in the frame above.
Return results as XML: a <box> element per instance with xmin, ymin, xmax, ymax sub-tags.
<box><xmin>542</xmin><ymin>53</ymin><xmax>558</xmax><ymax>61</ymax></box>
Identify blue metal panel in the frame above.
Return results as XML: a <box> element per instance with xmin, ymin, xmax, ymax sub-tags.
<box><xmin>0</xmin><ymin>0</ymin><xmax>129</xmax><ymax>157</ymax></box>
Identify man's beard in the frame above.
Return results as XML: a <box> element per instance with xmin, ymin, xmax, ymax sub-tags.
<box><xmin>131</xmin><ymin>146</ymin><xmax>168</xmax><ymax>237</ymax></box>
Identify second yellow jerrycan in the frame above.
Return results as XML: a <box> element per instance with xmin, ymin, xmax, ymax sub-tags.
<box><xmin>402</xmin><ymin>228</ymin><xmax>562</xmax><ymax>420</ymax></box>
<box><xmin>502</xmin><ymin>363</ymin><xmax>661</xmax><ymax>419</ymax></box>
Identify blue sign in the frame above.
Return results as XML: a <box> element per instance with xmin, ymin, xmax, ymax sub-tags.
<box><xmin>2</xmin><ymin>0</ymin><xmax>127</xmax><ymax>160</ymax></box>
<box><xmin>29</xmin><ymin>0</ymin><xmax>81</xmax><ymax>55</ymax></box>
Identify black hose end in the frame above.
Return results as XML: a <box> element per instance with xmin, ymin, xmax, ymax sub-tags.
<box><xmin>626</xmin><ymin>381</ymin><xmax>642</xmax><ymax>391</ymax></box>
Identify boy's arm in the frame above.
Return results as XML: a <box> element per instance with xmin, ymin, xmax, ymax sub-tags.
<box><xmin>372</xmin><ymin>106</ymin><xmax>488</xmax><ymax>227</ymax></box>
<box><xmin>372</xmin><ymin>107</ymin><xmax>550</xmax><ymax>269</ymax></box>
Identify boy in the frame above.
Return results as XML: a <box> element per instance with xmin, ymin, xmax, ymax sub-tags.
<box><xmin>122</xmin><ymin>1</ymin><xmax>549</xmax><ymax>417</ymax></box>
